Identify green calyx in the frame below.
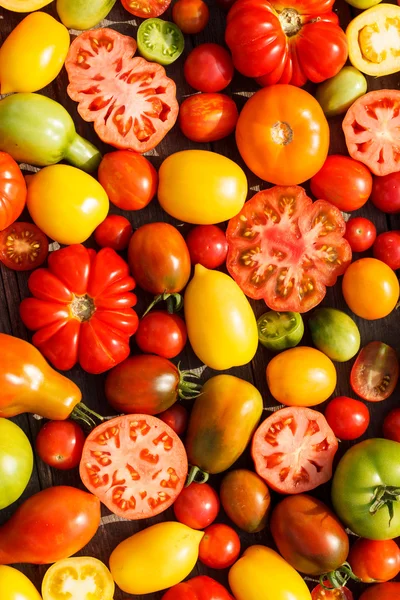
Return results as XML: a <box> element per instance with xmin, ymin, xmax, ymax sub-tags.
<box><xmin>186</xmin><ymin>465</ymin><xmax>210</xmax><ymax>486</ymax></box>
<box><xmin>370</xmin><ymin>484</ymin><xmax>400</xmax><ymax>525</ymax></box>
<box><xmin>320</xmin><ymin>562</ymin><xmax>360</xmax><ymax>589</ymax></box>
<box><xmin>70</xmin><ymin>402</ymin><xmax>107</xmax><ymax>430</ymax></box>
<box><xmin>178</xmin><ymin>363</ymin><xmax>202</xmax><ymax>401</ymax></box>
<box><xmin>142</xmin><ymin>292</ymin><xmax>183</xmax><ymax>317</ymax></box>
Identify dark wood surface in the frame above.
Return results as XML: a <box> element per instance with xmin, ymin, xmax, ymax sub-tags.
<box><xmin>1</xmin><ymin>1</ymin><xmax>400</xmax><ymax>598</ymax></box>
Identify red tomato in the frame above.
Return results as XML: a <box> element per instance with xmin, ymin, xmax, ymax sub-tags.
<box><xmin>199</xmin><ymin>523</ymin><xmax>240</xmax><ymax>569</ymax></box>
<box><xmin>158</xmin><ymin>404</ymin><xmax>188</xmax><ymax>436</ymax></box>
<box><xmin>383</xmin><ymin>408</ymin><xmax>400</xmax><ymax>443</ymax></box>
<box><xmin>136</xmin><ymin>311</ymin><xmax>187</xmax><ymax>359</ymax></box>
<box><xmin>186</xmin><ymin>225</ymin><xmax>228</xmax><ymax>269</ymax></box>
<box><xmin>325</xmin><ymin>396</ymin><xmax>370</xmax><ymax>440</ymax></box>
<box><xmin>98</xmin><ymin>151</ymin><xmax>158</xmax><ymax>211</ymax></box>
<box><xmin>373</xmin><ymin>231</ymin><xmax>400</xmax><ymax>270</ymax></box>
<box><xmin>35</xmin><ymin>420</ymin><xmax>85</xmax><ymax>470</ymax></box>
<box><xmin>65</xmin><ymin>29</ymin><xmax>178</xmax><ymax>153</ymax></box>
<box><xmin>80</xmin><ymin>415</ymin><xmax>188</xmax><ymax>519</ymax></box>
<box><xmin>343</xmin><ymin>90</ymin><xmax>400</xmax><ymax>176</ymax></box>
<box><xmin>312</xmin><ymin>584</ymin><xmax>353</xmax><ymax>600</ymax></box>
<box><xmin>94</xmin><ymin>215</ymin><xmax>133</xmax><ymax>251</ymax></box>
<box><xmin>344</xmin><ymin>217</ymin><xmax>376</xmax><ymax>253</ymax></box>
<box><xmin>179</xmin><ymin>93</ymin><xmax>238</xmax><ymax>143</ymax></box>
<box><xmin>0</xmin><ymin>222</ymin><xmax>48</xmax><ymax>271</ymax></box>
<box><xmin>360</xmin><ymin>583</ymin><xmax>400</xmax><ymax>600</ymax></box>
<box><xmin>0</xmin><ymin>152</ymin><xmax>26</xmax><ymax>231</ymax></box>
<box><xmin>310</xmin><ymin>155</ymin><xmax>372</xmax><ymax>212</ymax></box>
<box><xmin>172</xmin><ymin>0</ymin><xmax>209</xmax><ymax>34</ymax></box>
<box><xmin>371</xmin><ymin>172</ymin><xmax>400</xmax><ymax>214</ymax></box>
<box><xmin>174</xmin><ymin>483</ymin><xmax>220</xmax><ymax>530</ymax></box>
<box><xmin>226</xmin><ymin>185</ymin><xmax>351</xmax><ymax>313</ymax></box>
<box><xmin>184</xmin><ymin>44</ymin><xmax>234</xmax><ymax>92</ymax></box>
<box><xmin>122</xmin><ymin>0</ymin><xmax>171</xmax><ymax>16</ymax></box>
<box><xmin>251</xmin><ymin>406</ymin><xmax>338</xmax><ymax>494</ymax></box>
<box><xmin>162</xmin><ymin>576</ymin><xmax>235</xmax><ymax>600</ymax></box>
<box><xmin>351</xmin><ymin>342</ymin><xmax>399</xmax><ymax>402</ymax></box>
<box><xmin>349</xmin><ymin>538</ymin><xmax>400</xmax><ymax>583</ymax></box>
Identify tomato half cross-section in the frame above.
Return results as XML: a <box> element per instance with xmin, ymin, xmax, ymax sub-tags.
<box><xmin>226</xmin><ymin>186</ymin><xmax>352</xmax><ymax>313</ymax></box>
<box><xmin>79</xmin><ymin>415</ymin><xmax>188</xmax><ymax>520</ymax></box>
<box><xmin>42</xmin><ymin>557</ymin><xmax>115</xmax><ymax>600</ymax></box>
<box><xmin>19</xmin><ymin>244</ymin><xmax>139</xmax><ymax>374</ymax></box>
<box><xmin>65</xmin><ymin>28</ymin><xmax>178</xmax><ymax>153</ymax></box>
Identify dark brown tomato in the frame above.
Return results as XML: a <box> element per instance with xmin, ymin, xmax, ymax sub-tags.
<box><xmin>220</xmin><ymin>469</ymin><xmax>271</xmax><ymax>533</ymax></box>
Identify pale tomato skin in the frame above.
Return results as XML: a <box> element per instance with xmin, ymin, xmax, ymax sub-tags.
<box><xmin>0</xmin><ymin>566</ymin><xmax>42</xmax><ymax>600</ymax></box>
<box><xmin>0</xmin><ymin>0</ymin><xmax>52</xmax><ymax>10</ymax></box>
<box><xmin>42</xmin><ymin>557</ymin><xmax>115</xmax><ymax>600</ymax></box>
<box><xmin>179</xmin><ymin>94</ymin><xmax>238</xmax><ymax>143</ymax></box>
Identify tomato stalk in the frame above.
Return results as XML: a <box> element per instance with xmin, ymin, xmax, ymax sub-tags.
<box><xmin>143</xmin><ymin>291</ymin><xmax>183</xmax><ymax>317</ymax></box>
<box><xmin>186</xmin><ymin>464</ymin><xmax>210</xmax><ymax>485</ymax></box>
<box><xmin>320</xmin><ymin>563</ymin><xmax>360</xmax><ymax>589</ymax></box>
<box><xmin>370</xmin><ymin>484</ymin><xmax>400</xmax><ymax>524</ymax></box>
<box><xmin>177</xmin><ymin>364</ymin><xmax>202</xmax><ymax>400</ymax></box>
<box><xmin>278</xmin><ymin>7</ymin><xmax>302</xmax><ymax>36</ymax></box>
<box><xmin>69</xmin><ymin>402</ymin><xmax>108</xmax><ymax>430</ymax></box>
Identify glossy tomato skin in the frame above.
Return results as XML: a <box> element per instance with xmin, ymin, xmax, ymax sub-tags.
<box><xmin>173</xmin><ymin>483</ymin><xmax>220</xmax><ymax>529</ymax></box>
<box><xmin>0</xmin><ymin>222</ymin><xmax>48</xmax><ymax>271</ymax></box>
<box><xmin>220</xmin><ymin>469</ymin><xmax>271</xmax><ymax>533</ymax></box>
<box><xmin>122</xmin><ymin>0</ymin><xmax>171</xmax><ymax>17</ymax></box>
<box><xmin>383</xmin><ymin>408</ymin><xmax>400</xmax><ymax>442</ymax></box>
<box><xmin>186</xmin><ymin>225</ymin><xmax>228</xmax><ymax>269</ymax></box>
<box><xmin>325</xmin><ymin>396</ymin><xmax>370</xmax><ymax>440</ymax></box>
<box><xmin>136</xmin><ymin>311</ymin><xmax>187</xmax><ymax>359</ymax></box>
<box><xmin>94</xmin><ymin>215</ymin><xmax>133</xmax><ymax>251</ymax></box>
<box><xmin>199</xmin><ymin>524</ymin><xmax>241</xmax><ymax>569</ymax></box>
<box><xmin>157</xmin><ymin>404</ymin><xmax>188</xmax><ymax>435</ymax></box>
<box><xmin>0</xmin><ymin>566</ymin><xmax>42</xmax><ymax>600</ymax></box>
<box><xmin>345</xmin><ymin>217</ymin><xmax>376</xmax><ymax>252</ymax></box>
<box><xmin>309</xmin><ymin>308</ymin><xmax>360</xmax><ymax>362</ymax></box>
<box><xmin>0</xmin><ymin>152</ymin><xmax>26</xmax><ymax>231</ymax></box>
<box><xmin>184</xmin><ymin>44</ymin><xmax>234</xmax><ymax>92</ymax></box>
<box><xmin>162</xmin><ymin>575</ymin><xmax>235</xmax><ymax>600</ymax></box>
<box><xmin>348</xmin><ymin>538</ymin><xmax>400</xmax><ymax>582</ymax></box>
<box><xmin>312</xmin><ymin>583</ymin><xmax>353</xmax><ymax>600</ymax></box>
<box><xmin>56</xmin><ymin>0</ymin><xmax>118</xmax><ymax>29</ymax></box>
<box><xmin>316</xmin><ymin>65</ymin><xmax>367</xmax><ymax>118</ymax></box>
<box><xmin>359</xmin><ymin>583</ymin><xmax>400</xmax><ymax>600</ymax></box>
<box><xmin>351</xmin><ymin>342</ymin><xmax>399</xmax><ymax>402</ymax></box>
<box><xmin>179</xmin><ymin>94</ymin><xmax>238</xmax><ymax>143</ymax></box>
<box><xmin>371</xmin><ymin>172</ymin><xmax>400</xmax><ymax>214</ymax></box>
<box><xmin>35</xmin><ymin>420</ymin><xmax>85</xmax><ymax>470</ymax></box>
<box><xmin>0</xmin><ymin>418</ymin><xmax>33</xmax><ymax>510</ymax></box>
<box><xmin>172</xmin><ymin>0</ymin><xmax>209</xmax><ymax>34</ymax></box>
<box><xmin>373</xmin><ymin>231</ymin><xmax>400</xmax><ymax>270</ymax></box>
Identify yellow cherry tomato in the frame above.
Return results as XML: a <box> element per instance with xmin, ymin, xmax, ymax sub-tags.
<box><xmin>109</xmin><ymin>521</ymin><xmax>203</xmax><ymax>595</ymax></box>
<box><xmin>158</xmin><ymin>150</ymin><xmax>248</xmax><ymax>224</ymax></box>
<box><xmin>41</xmin><ymin>557</ymin><xmax>114</xmax><ymax>600</ymax></box>
<box><xmin>26</xmin><ymin>165</ymin><xmax>109</xmax><ymax>245</ymax></box>
<box><xmin>0</xmin><ymin>0</ymin><xmax>52</xmax><ymax>10</ymax></box>
<box><xmin>184</xmin><ymin>264</ymin><xmax>258</xmax><ymax>369</ymax></box>
<box><xmin>0</xmin><ymin>565</ymin><xmax>42</xmax><ymax>600</ymax></box>
<box><xmin>229</xmin><ymin>545</ymin><xmax>312</xmax><ymax>600</ymax></box>
<box><xmin>267</xmin><ymin>346</ymin><xmax>337</xmax><ymax>407</ymax></box>
<box><xmin>342</xmin><ymin>258</ymin><xmax>399</xmax><ymax>320</ymax></box>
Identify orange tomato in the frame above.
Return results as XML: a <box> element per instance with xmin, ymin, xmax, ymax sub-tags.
<box><xmin>179</xmin><ymin>93</ymin><xmax>238</xmax><ymax>143</ymax></box>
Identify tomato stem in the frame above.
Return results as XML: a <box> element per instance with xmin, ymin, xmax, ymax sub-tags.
<box><xmin>142</xmin><ymin>292</ymin><xmax>183</xmax><ymax>317</ymax></box>
<box><xmin>370</xmin><ymin>484</ymin><xmax>400</xmax><ymax>525</ymax></box>
<box><xmin>186</xmin><ymin>465</ymin><xmax>209</xmax><ymax>486</ymax></box>
<box><xmin>178</xmin><ymin>363</ymin><xmax>202</xmax><ymax>400</ymax></box>
<box><xmin>320</xmin><ymin>563</ymin><xmax>360</xmax><ymax>589</ymax></box>
<box><xmin>70</xmin><ymin>402</ymin><xmax>109</xmax><ymax>430</ymax></box>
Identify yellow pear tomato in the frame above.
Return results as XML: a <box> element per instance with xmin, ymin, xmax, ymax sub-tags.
<box><xmin>42</xmin><ymin>557</ymin><xmax>114</xmax><ymax>600</ymax></box>
<box><xmin>109</xmin><ymin>521</ymin><xmax>204</xmax><ymax>595</ymax></box>
<box><xmin>0</xmin><ymin>0</ymin><xmax>52</xmax><ymax>10</ymax></box>
<box><xmin>184</xmin><ymin>264</ymin><xmax>259</xmax><ymax>370</ymax></box>
<box><xmin>0</xmin><ymin>566</ymin><xmax>42</xmax><ymax>600</ymax></box>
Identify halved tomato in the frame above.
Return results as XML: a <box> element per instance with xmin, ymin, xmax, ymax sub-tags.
<box><xmin>79</xmin><ymin>415</ymin><xmax>188</xmax><ymax>520</ymax></box>
<box><xmin>42</xmin><ymin>557</ymin><xmax>115</xmax><ymax>600</ymax></box>
<box><xmin>226</xmin><ymin>186</ymin><xmax>352</xmax><ymax>313</ymax></box>
<box><xmin>312</xmin><ymin>583</ymin><xmax>353</xmax><ymax>600</ymax></box>
<box><xmin>351</xmin><ymin>341</ymin><xmax>399</xmax><ymax>402</ymax></box>
<box><xmin>0</xmin><ymin>222</ymin><xmax>48</xmax><ymax>271</ymax></box>
<box><xmin>122</xmin><ymin>0</ymin><xmax>171</xmax><ymax>18</ymax></box>
<box><xmin>343</xmin><ymin>90</ymin><xmax>400</xmax><ymax>176</ymax></box>
<box><xmin>251</xmin><ymin>406</ymin><xmax>338</xmax><ymax>494</ymax></box>
<box><xmin>65</xmin><ymin>28</ymin><xmax>178</xmax><ymax>154</ymax></box>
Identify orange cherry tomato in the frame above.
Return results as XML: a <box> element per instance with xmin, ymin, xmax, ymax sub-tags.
<box><xmin>172</xmin><ymin>0</ymin><xmax>209</xmax><ymax>34</ymax></box>
<box><xmin>179</xmin><ymin>93</ymin><xmax>238</xmax><ymax>143</ymax></box>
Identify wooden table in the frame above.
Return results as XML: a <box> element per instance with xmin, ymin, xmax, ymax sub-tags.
<box><xmin>1</xmin><ymin>1</ymin><xmax>399</xmax><ymax>598</ymax></box>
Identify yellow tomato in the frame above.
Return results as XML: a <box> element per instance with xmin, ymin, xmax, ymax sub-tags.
<box><xmin>42</xmin><ymin>557</ymin><xmax>114</xmax><ymax>600</ymax></box>
<box><xmin>26</xmin><ymin>165</ymin><xmax>109</xmax><ymax>245</ymax></box>
<box><xmin>342</xmin><ymin>258</ymin><xmax>399</xmax><ymax>320</ymax></box>
<box><xmin>347</xmin><ymin>4</ymin><xmax>400</xmax><ymax>76</ymax></box>
<box><xmin>158</xmin><ymin>150</ymin><xmax>247</xmax><ymax>224</ymax></box>
<box><xmin>229</xmin><ymin>545</ymin><xmax>312</xmax><ymax>600</ymax></box>
<box><xmin>184</xmin><ymin>264</ymin><xmax>258</xmax><ymax>369</ymax></box>
<box><xmin>0</xmin><ymin>0</ymin><xmax>52</xmax><ymax>10</ymax></box>
<box><xmin>109</xmin><ymin>521</ymin><xmax>203</xmax><ymax>595</ymax></box>
<box><xmin>267</xmin><ymin>346</ymin><xmax>337</xmax><ymax>407</ymax></box>
<box><xmin>0</xmin><ymin>566</ymin><xmax>42</xmax><ymax>600</ymax></box>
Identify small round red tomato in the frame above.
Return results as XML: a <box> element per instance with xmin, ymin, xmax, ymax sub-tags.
<box><xmin>157</xmin><ymin>404</ymin><xmax>188</xmax><ymax>436</ymax></box>
<box><xmin>344</xmin><ymin>217</ymin><xmax>376</xmax><ymax>253</ymax></box>
<box><xmin>35</xmin><ymin>420</ymin><xmax>85</xmax><ymax>470</ymax></box>
<box><xmin>172</xmin><ymin>0</ymin><xmax>209</xmax><ymax>34</ymax></box>
<box><xmin>199</xmin><ymin>523</ymin><xmax>240</xmax><ymax>569</ymax></box>
<box><xmin>98</xmin><ymin>151</ymin><xmax>158</xmax><ymax>211</ymax></box>
<box><xmin>371</xmin><ymin>172</ymin><xmax>400</xmax><ymax>214</ymax></box>
<box><xmin>373</xmin><ymin>231</ymin><xmax>400</xmax><ymax>271</ymax></box>
<box><xmin>312</xmin><ymin>583</ymin><xmax>353</xmax><ymax>600</ymax></box>
<box><xmin>121</xmin><ymin>0</ymin><xmax>171</xmax><ymax>17</ymax></box>
<box><xmin>186</xmin><ymin>225</ymin><xmax>228</xmax><ymax>269</ymax></box>
<box><xmin>349</xmin><ymin>538</ymin><xmax>400</xmax><ymax>583</ymax></box>
<box><xmin>383</xmin><ymin>408</ymin><xmax>400</xmax><ymax>443</ymax></box>
<box><xmin>360</xmin><ymin>583</ymin><xmax>400</xmax><ymax>600</ymax></box>
<box><xmin>0</xmin><ymin>222</ymin><xmax>48</xmax><ymax>271</ymax></box>
<box><xmin>173</xmin><ymin>483</ymin><xmax>220</xmax><ymax>530</ymax></box>
<box><xmin>162</xmin><ymin>576</ymin><xmax>235</xmax><ymax>600</ymax></box>
<box><xmin>184</xmin><ymin>44</ymin><xmax>234</xmax><ymax>92</ymax></box>
<box><xmin>310</xmin><ymin>155</ymin><xmax>372</xmax><ymax>212</ymax></box>
<box><xmin>136</xmin><ymin>311</ymin><xmax>187</xmax><ymax>359</ymax></box>
<box><xmin>351</xmin><ymin>341</ymin><xmax>399</xmax><ymax>402</ymax></box>
<box><xmin>94</xmin><ymin>215</ymin><xmax>133</xmax><ymax>251</ymax></box>
<box><xmin>179</xmin><ymin>94</ymin><xmax>238</xmax><ymax>143</ymax></box>
<box><xmin>325</xmin><ymin>396</ymin><xmax>370</xmax><ymax>440</ymax></box>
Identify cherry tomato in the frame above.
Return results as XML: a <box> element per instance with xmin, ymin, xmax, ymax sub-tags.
<box><xmin>312</xmin><ymin>583</ymin><xmax>353</xmax><ymax>600</ymax></box>
<box><xmin>373</xmin><ymin>231</ymin><xmax>400</xmax><ymax>271</ymax></box>
<box><xmin>136</xmin><ymin>311</ymin><xmax>187</xmax><ymax>359</ymax></box>
<box><xmin>157</xmin><ymin>404</ymin><xmax>188</xmax><ymax>436</ymax></box>
<box><xmin>344</xmin><ymin>217</ymin><xmax>376</xmax><ymax>253</ymax></box>
<box><xmin>173</xmin><ymin>483</ymin><xmax>220</xmax><ymax>530</ymax></box>
<box><xmin>35</xmin><ymin>420</ymin><xmax>85</xmax><ymax>470</ymax></box>
<box><xmin>186</xmin><ymin>225</ymin><xmax>228</xmax><ymax>269</ymax></box>
<box><xmin>121</xmin><ymin>0</ymin><xmax>171</xmax><ymax>18</ymax></box>
<box><xmin>383</xmin><ymin>408</ymin><xmax>400</xmax><ymax>442</ymax></box>
<box><xmin>172</xmin><ymin>0</ymin><xmax>209</xmax><ymax>34</ymax></box>
<box><xmin>198</xmin><ymin>523</ymin><xmax>241</xmax><ymax>569</ymax></box>
<box><xmin>162</xmin><ymin>576</ymin><xmax>235</xmax><ymax>600</ymax></box>
<box><xmin>371</xmin><ymin>172</ymin><xmax>400</xmax><ymax>214</ymax></box>
<box><xmin>349</xmin><ymin>538</ymin><xmax>400</xmax><ymax>583</ymax></box>
<box><xmin>351</xmin><ymin>341</ymin><xmax>399</xmax><ymax>402</ymax></box>
<box><xmin>184</xmin><ymin>44</ymin><xmax>234</xmax><ymax>92</ymax></box>
<box><xmin>94</xmin><ymin>215</ymin><xmax>133</xmax><ymax>251</ymax></box>
<box><xmin>0</xmin><ymin>222</ymin><xmax>48</xmax><ymax>271</ymax></box>
<box><xmin>325</xmin><ymin>396</ymin><xmax>370</xmax><ymax>440</ymax></box>
<box><xmin>179</xmin><ymin>93</ymin><xmax>238</xmax><ymax>143</ymax></box>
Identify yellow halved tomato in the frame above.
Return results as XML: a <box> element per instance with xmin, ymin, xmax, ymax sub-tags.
<box><xmin>0</xmin><ymin>0</ymin><xmax>52</xmax><ymax>10</ymax></box>
<box><xmin>41</xmin><ymin>557</ymin><xmax>114</xmax><ymax>600</ymax></box>
<box><xmin>347</xmin><ymin>4</ymin><xmax>400</xmax><ymax>76</ymax></box>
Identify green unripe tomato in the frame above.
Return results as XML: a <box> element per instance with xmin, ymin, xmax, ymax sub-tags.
<box><xmin>309</xmin><ymin>307</ymin><xmax>360</xmax><ymax>362</ymax></box>
<box><xmin>56</xmin><ymin>0</ymin><xmax>117</xmax><ymax>30</ymax></box>
<box><xmin>257</xmin><ymin>311</ymin><xmax>304</xmax><ymax>352</ymax></box>
<box><xmin>316</xmin><ymin>67</ymin><xmax>367</xmax><ymax>118</ymax></box>
<box><xmin>0</xmin><ymin>418</ymin><xmax>33</xmax><ymax>509</ymax></box>
<box><xmin>345</xmin><ymin>0</ymin><xmax>381</xmax><ymax>8</ymax></box>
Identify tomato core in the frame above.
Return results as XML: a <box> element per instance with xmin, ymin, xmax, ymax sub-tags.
<box><xmin>279</xmin><ymin>8</ymin><xmax>302</xmax><ymax>37</ymax></box>
<box><xmin>359</xmin><ymin>18</ymin><xmax>400</xmax><ymax>64</ymax></box>
<box><xmin>271</xmin><ymin>121</ymin><xmax>294</xmax><ymax>145</ymax></box>
<box><xmin>70</xmin><ymin>294</ymin><xmax>96</xmax><ymax>322</ymax></box>
<box><xmin>3</xmin><ymin>227</ymin><xmax>43</xmax><ymax>267</ymax></box>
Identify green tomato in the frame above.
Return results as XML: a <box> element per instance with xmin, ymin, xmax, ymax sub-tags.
<box><xmin>0</xmin><ymin>418</ymin><xmax>33</xmax><ymax>509</ymax></box>
<box><xmin>0</xmin><ymin>93</ymin><xmax>101</xmax><ymax>173</ymax></box>
<box><xmin>257</xmin><ymin>311</ymin><xmax>304</xmax><ymax>352</ymax></box>
<box><xmin>308</xmin><ymin>307</ymin><xmax>360</xmax><ymax>362</ymax></box>
<box><xmin>316</xmin><ymin>66</ymin><xmax>367</xmax><ymax>118</ymax></box>
<box><xmin>137</xmin><ymin>18</ymin><xmax>185</xmax><ymax>66</ymax></box>
<box><xmin>345</xmin><ymin>0</ymin><xmax>381</xmax><ymax>8</ymax></box>
<box><xmin>56</xmin><ymin>0</ymin><xmax>117</xmax><ymax>30</ymax></box>
<box><xmin>332</xmin><ymin>439</ymin><xmax>400</xmax><ymax>540</ymax></box>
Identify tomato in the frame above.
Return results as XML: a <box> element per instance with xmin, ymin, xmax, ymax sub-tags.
<box><xmin>184</xmin><ymin>266</ymin><xmax>258</xmax><ymax>369</ymax></box>
<box><xmin>351</xmin><ymin>341</ymin><xmax>399</xmax><ymax>402</ymax></box>
<box><xmin>343</xmin><ymin>90</ymin><xmax>400</xmax><ymax>177</ymax></box>
<box><xmin>172</xmin><ymin>0</ymin><xmax>209</xmax><ymax>34</ymax></box>
<box><xmin>186</xmin><ymin>225</ymin><xmax>228</xmax><ymax>269</ymax></box>
<box><xmin>122</xmin><ymin>0</ymin><xmax>170</xmax><ymax>17</ymax></box>
<box><xmin>137</xmin><ymin>19</ymin><xmax>184</xmax><ymax>66</ymax></box>
<box><xmin>383</xmin><ymin>408</ymin><xmax>400</xmax><ymax>443</ymax></box>
<box><xmin>65</xmin><ymin>28</ymin><xmax>178</xmax><ymax>153</ymax></box>
<box><xmin>236</xmin><ymin>86</ymin><xmax>329</xmax><ymax>185</ymax></box>
<box><xmin>158</xmin><ymin>150</ymin><xmax>247</xmax><ymax>225</ymax></box>
<box><xmin>309</xmin><ymin>308</ymin><xmax>360</xmax><ymax>363</ymax></box>
<box><xmin>259</xmin><ymin>311</ymin><xmax>304</xmax><ymax>351</ymax></box>
<box><xmin>35</xmin><ymin>420</ymin><xmax>85</xmax><ymax>470</ymax></box>
<box><xmin>136</xmin><ymin>311</ymin><xmax>187</xmax><ymax>359</ymax></box>
<box><xmin>312</xmin><ymin>583</ymin><xmax>353</xmax><ymax>600</ymax></box>
<box><xmin>252</xmin><ymin>406</ymin><xmax>338</xmax><ymax>494</ymax></box>
<box><xmin>0</xmin><ymin>0</ymin><xmax>51</xmax><ymax>8</ymax></box>
<box><xmin>316</xmin><ymin>66</ymin><xmax>367</xmax><ymax>118</ymax></box>
<box><xmin>0</xmin><ymin>418</ymin><xmax>33</xmax><ymax>510</ymax></box>
<box><xmin>20</xmin><ymin>244</ymin><xmax>138</xmax><ymax>374</ymax></box>
<box><xmin>371</xmin><ymin>172</ymin><xmax>400</xmax><ymax>214</ymax></box>
<box><xmin>158</xmin><ymin>404</ymin><xmax>188</xmax><ymax>435</ymax></box>
<box><xmin>325</xmin><ymin>396</ymin><xmax>370</xmax><ymax>440</ymax></box>
<box><xmin>373</xmin><ymin>231</ymin><xmax>400</xmax><ymax>270</ymax></box>
<box><xmin>0</xmin><ymin>153</ymin><xmax>26</xmax><ymax>232</ymax></box>
<box><xmin>162</xmin><ymin>576</ymin><xmax>235</xmax><ymax>600</ymax></box>
<box><xmin>199</xmin><ymin>524</ymin><xmax>240</xmax><ymax>569</ymax></box>
<box><xmin>226</xmin><ymin>186</ymin><xmax>351</xmax><ymax>313</ymax></box>
<box><xmin>226</xmin><ymin>0</ymin><xmax>348</xmax><ymax>86</ymax></box>
<box><xmin>109</xmin><ymin>521</ymin><xmax>204</xmax><ymax>594</ymax></box>
<box><xmin>342</xmin><ymin>258</ymin><xmax>399</xmax><ymax>320</ymax></box>
<box><xmin>173</xmin><ymin>483</ymin><xmax>220</xmax><ymax>529</ymax></box>
<box><xmin>56</xmin><ymin>0</ymin><xmax>117</xmax><ymax>29</ymax></box>
<box><xmin>345</xmin><ymin>218</ymin><xmax>377</xmax><ymax>253</ymax></box>
<box><xmin>346</xmin><ymin>0</ymin><xmax>381</xmax><ymax>7</ymax></box>
<box><xmin>310</xmin><ymin>155</ymin><xmax>372</xmax><ymax>212</ymax></box>
<box><xmin>94</xmin><ymin>215</ymin><xmax>133</xmax><ymax>251</ymax></box>
<box><xmin>0</xmin><ymin>566</ymin><xmax>42</xmax><ymax>600</ymax></box>
<box><xmin>42</xmin><ymin>557</ymin><xmax>115</xmax><ymax>600</ymax></box>
<box><xmin>0</xmin><ymin>12</ymin><xmax>69</xmax><ymax>95</ymax></box>
<box><xmin>348</xmin><ymin>538</ymin><xmax>400</xmax><ymax>583</ymax></box>
<box><xmin>179</xmin><ymin>93</ymin><xmax>238</xmax><ymax>143</ymax></box>
<box><xmin>360</xmin><ymin>583</ymin><xmax>400</xmax><ymax>600</ymax></box>
<box><xmin>0</xmin><ymin>222</ymin><xmax>48</xmax><ymax>272</ymax></box>
<box><xmin>184</xmin><ymin>44</ymin><xmax>234</xmax><ymax>92</ymax></box>
<box><xmin>220</xmin><ymin>469</ymin><xmax>271</xmax><ymax>533</ymax></box>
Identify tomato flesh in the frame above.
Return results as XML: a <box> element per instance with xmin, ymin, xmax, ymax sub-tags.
<box><xmin>122</xmin><ymin>0</ymin><xmax>171</xmax><ymax>18</ymax></box>
<box><xmin>351</xmin><ymin>341</ymin><xmax>399</xmax><ymax>402</ymax></box>
<box><xmin>137</xmin><ymin>19</ymin><xmax>185</xmax><ymax>66</ymax></box>
<box><xmin>257</xmin><ymin>311</ymin><xmax>304</xmax><ymax>351</ymax></box>
<box><xmin>312</xmin><ymin>584</ymin><xmax>354</xmax><ymax>600</ymax></box>
<box><xmin>0</xmin><ymin>221</ymin><xmax>48</xmax><ymax>271</ymax></box>
<box><xmin>41</xmin><ymin>556</ymin><xmax>115</xmax><ymax>600</ymax></box>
